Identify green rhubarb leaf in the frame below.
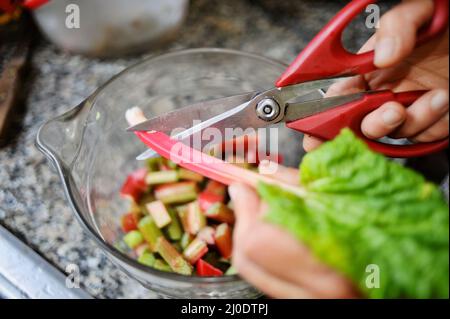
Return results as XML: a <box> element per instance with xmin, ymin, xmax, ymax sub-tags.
<box><xmin>259</xmin><ymin>129</ymin><xmax>449</xmax><ymax>298</ymax></box>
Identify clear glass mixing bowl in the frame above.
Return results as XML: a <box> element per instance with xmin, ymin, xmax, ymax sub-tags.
<box><xmin>36</xmin><ymin>48</ymin><xmax>305</xmax><ymax>298</ymax></box>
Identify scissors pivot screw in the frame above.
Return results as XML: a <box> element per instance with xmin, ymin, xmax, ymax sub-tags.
<box><xmin>256</xmin><ymin>98</ymin><xmax>280</xmax><ymax>122</ymax></box>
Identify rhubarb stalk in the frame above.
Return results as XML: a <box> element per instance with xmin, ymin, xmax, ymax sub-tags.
<box><xmin>186</xmin><ymin>201</ymin><xmax>206</xmax><ymax>235</ymax></box>
<box><xmin>138</xmin><ymin>216</ymin><xmax>163</xmax><ymax>250</ymax></box>
<box><xmin>156</xmin><ymin>237</ymin><xmax>192</xmax><ymax>275</ymax></box>
<box><xmin>183</xmin><ymin>238</ymin><xmax>208</xmax><ymax>264</ymax></box>
<box><xmin>205</xmin><ymin>203</ymin><xmax>235</xmax><ymax>224</ymax></box>
<box><xmin>215</xmin><ymin>223</ymin><xmax>232</xmax><ymax>259</ymax></box>
<box><xmin>146</xmin><ymin>200</ymin><xmax>172</xmax><ymax>228</ymax></box>
<box><xmin>154</xmin><ymin>182</ymin><xmax>198</xmax><ymax>204</ymax></box>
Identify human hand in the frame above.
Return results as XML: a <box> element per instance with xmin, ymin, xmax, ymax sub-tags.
<box><xmin>303</xmin><ymin>0</ymin><xmax>449</xmax><ymax>151</ymax></box>
<box><xmin>228</xmin><ymin>162</ymin><xmax>359</xmax><ymax>298</ymax></box>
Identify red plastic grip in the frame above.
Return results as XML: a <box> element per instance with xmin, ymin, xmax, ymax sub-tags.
<box><xmin>22</xmin><ymin>0</ymin><xmax>50</xmax><ymax>10</ymax></box>
<box><xmin>276</xmin><ymin>0</ymin><xmax>449</xmax><ymax>87</ymax></box>
<box><xmin>286</xmin><ymin>90</ymin><xmax>449</xmax><ymax>158</ymax></box>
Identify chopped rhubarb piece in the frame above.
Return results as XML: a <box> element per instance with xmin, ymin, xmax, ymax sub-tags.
<box><xmin>123</xmin><ymin>230</ymin><xmax>144</xmax><ymax>249</ymax></box>
<box><xmin>146</xmin><ymin>170</ymin><xmax>178</xmax><ymax>185</ymax></box>
<box><xmin>215</xmin><ymin>223</ymin><xmax>233</xmax><ymax>259</ymax></box>
<box><xmin>186</xmin><ymin>201</ymin><xmax>206</xmax><ymax>235</ymax></box>
<box><xmin>120</xmin><ymin>168</ymin><xmax>148</xmax><ymax>202</ymax></box>
<box><xmin>166</xmin><ymin>159</ymin><xmax>178</xmax><ymax>170</ymax></box>
<box><xmin>178</xmin><ymin>168</ymin><xmax>204</xmax><ymax>182</ymax></box>
<box><xmin>138</xmin><ymin>216</ymin><xmax>163</xmax><ymax>251</ymax></box>
<box><xmin>198</xmin><ymin>191</ymin><xmax>224</xmax><ymax>212</ymax></box>
<box><xmin>166</xmin><ymin>208</ymin><xmax>183</xmax><ymax>240</ymax></box>
<box><xmin>205</xmin><ymin>203</ymin><xmax>235</xmax><ymax>224</ymax></box>
<box><xmin>225</xmin><ymin>265</ymin><xmax>238</xmax><ymax>275</ymax></box>
<box><xmin>146</xmin><ymin>157</ymin><xmax>161</xmax><ymax>172</ymax></box>
<box><xmin>135</xmin><ymin>243</ymin><xmax>151</xmax><ymax>256</ymax></box>
<box><xmin>204</xmin><ymin>180</ymin><xmax>226</xmax><ymax>201</ymax></box>
<box><xmin>183</xmin><ymin>238</ymin><xmax>208</xmax><ymax>264</ymax></box>
<box><xmin>196</xmin><ymin>259</ymin><xmax>223</xmax><ymax>277</ymax></box>
<box><xmin>138</xmin><ymin>192</ymin><xmax>155</xmax><ymax>215</ymax></box>
<box><xmin>153</xmin><ymin>259</ymin><xmax>172</xmax><ymax>272</ymax></box>
<box><xmin>154</xmin><ymin>182</ymin><xmax>198</xmax><ymax>204</ymax></box>
<box><xmin>180</xmin><ymin>232</ymin><xmax>193</xmax><ymax>250</ymax></box>
<box><xmin>197</xmin><ymin>226</ymin><xmax>216</xmax><ymax>245</ymax></box>
<box><xmin>121</xmin><ymin>213</ymin><xmax>138</xmax><ymax>233</ymax></box>
<box><xmin>138</xmin><ymin>251</ymin><xmax>156</xmax><ymax>267</ymax></box>
<box><xmin>176</xmin><ymin>205</ymin><xmax>190</xmax><ymax>233</ymax></box>
<box><xmin>156</xmin><ymin>237</ymin><xmax>192</xmax><ymax>275</ymax></box>
<box><xmin>146</xmin><ymin>200</ymin><xmax>172</xmax><ymax>228</ymax></box>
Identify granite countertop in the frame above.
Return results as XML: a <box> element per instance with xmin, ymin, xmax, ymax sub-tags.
<box><xmin>0</xmin><ymin>0</ymin><xmax>398</xmax><ymax>298</ymax></box>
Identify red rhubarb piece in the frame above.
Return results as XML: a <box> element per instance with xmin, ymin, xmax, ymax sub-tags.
<box><xmin>197</xmin><ymin>226</ymin><xmax>216</xmax><ymax>245</ymax></box>
<box><xmin>121</xmin><ymin>212</ymin><xmax>138</xmax><ymax>233</ymax></box>
<box><xmin>196</xmin><ymin>259</ymin><xmax>223</xmax><ymax>277</ymax></box>
<box><xmin>215</xmin><ymin>223</ymin><xmax>232</xmax><ymax>259</ymax></box>
<box><xmin>120</xmin><ymin>168</ymin><xmax>148</xmax><ymax>202</ymax></box>
<box><xmin>204</xmin><ymin>180</ymin><xmax>226</xmax><ymax>201</ymax></box>
<box><xmin>198</xmin><ymin>191</ymin><xmax>223</xmax><ymax>212</ymax></box>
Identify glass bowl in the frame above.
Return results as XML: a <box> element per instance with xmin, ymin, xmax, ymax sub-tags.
<box><xmin>36</xmin><ymin>48</ymin><xmax>305</xmax><ymax>298</ymax></box>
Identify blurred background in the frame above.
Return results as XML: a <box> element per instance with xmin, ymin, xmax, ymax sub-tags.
<box><xmin>2</xmin><ymin>0</ymin><xmax>446</xmax><ymax>299</ymax></box>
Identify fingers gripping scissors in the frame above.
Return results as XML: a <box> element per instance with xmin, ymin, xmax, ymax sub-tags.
<box><xmin>129</xmin><ymin>0</ymin><xmax>449</xmax><ymax>164</ymax></box>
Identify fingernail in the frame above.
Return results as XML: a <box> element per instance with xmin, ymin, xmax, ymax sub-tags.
<box><xmin>431</xmin><ymin>91</ymin><xmax>449</xmax><ymax>112</ymax></box>
<box><xmin>374</xmin><ymin>37</ymin><xmax>396</xmax><ymax>66</ymax></box>
<box><xmin>382</xmin><ymin>108</ymin><xmax>403</xmax><ymax>126</ymax></box>
<box><xmin>228</xmin><ymin>184</ymin><xmax>239</xmax><ymax>200</ymax></box>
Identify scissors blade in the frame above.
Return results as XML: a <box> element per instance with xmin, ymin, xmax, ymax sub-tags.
<box><xmin>134</xmin><ymin>77</ymin><xmax>352</xmax><ymax>160</ymax></box>
<box><xmin>284</xmin><ymin>92</ymin><xmax>365</xmax><ymax>122</ymax></box>
<box><xmin>127</xmin><ymin>92</ymin><xmax>256</xmax><ymax>133</ymax></box>
<box><xmin>137</xmin><ymin>99</ymin><xmax>267</xmax><ymax>160</ymax></box>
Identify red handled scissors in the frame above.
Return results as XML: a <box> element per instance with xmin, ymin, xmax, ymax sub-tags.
<box><xmin>129</xmin><ymin>0</ymin><xmax>449</xmax><ymax>164</ymax></box>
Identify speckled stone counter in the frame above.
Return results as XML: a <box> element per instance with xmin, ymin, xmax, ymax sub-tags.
<box><xmin>0</xmin><ymin>0</ymin><xmax>393</xmax><ymax>298</ymax></box>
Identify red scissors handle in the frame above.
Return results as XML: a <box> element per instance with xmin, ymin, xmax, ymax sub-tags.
<box><xmin>276</xmin><ymin>0</ymin><xmax>449</xmax><ymax>86</ymax></box>
<box><xmin>286</xmin><ymin>91</ymin><xmax>449</xmax><ymax>158</ymax></box>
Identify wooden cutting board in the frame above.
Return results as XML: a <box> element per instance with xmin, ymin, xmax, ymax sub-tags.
<box><xmin>0</xmin><ymin>14</ymin><xmax>32</xmax><ymax>145</ymax></box>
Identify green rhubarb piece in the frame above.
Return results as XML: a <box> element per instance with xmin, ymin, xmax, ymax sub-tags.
<box><xmin>166</xmin><ymin>159</ymin><xmax>178</xmax><ymax>170</ymax></box>
<box><xmin>113</xmin><ymin>241</ymin><xmax>128</xmax><ymax>254</ymax></box>
<box><xmin>138</xmin><ymin>216</ymin><xmax>163</xmax><ymax>251</ymax></box>
<box><xmin>156</xmin><ymin>237</ymin><xmax>193</xmax><ymax>275</ymax></box>
<box><xmin>146</xmin><ymin>200</ymin><xmax>172</xmax><ymax>228</ymax></box>
<box><xmin>182</xmin><ymin>237</ymin><xmax>208</xmax><ymax>264</ymax></box>
<box><xmin>146</xmin><ymin>158</ymin><xmax>162</xmax><ymax>172</ymax></box>
<box><xmin>225</xmin><ymin>266</ymin><xmax>238</xmax><ymax>275</ymax></box>
<box><xmin>155</xmin><ymin>182</ymin><xmax>198</xmax><ymax>204</ymax></box>
<box><xmin>259</xmin><ymin>129</ymin><xmax>449</xmax><ymax>299</ymax></box>
<box><xmin>139</xmin><ymin>192</ymin><xmax>155</xmax><ymax>215</ymax></box>
<box><xmin>153</xmin><ymin>259</ymin><xmax>173</xmax><ymax>272</ymax></box>
<box><xmin>176</xmin><ymin>205</ymin><xmax>190</xmax><ymax>233</ymax></box>
<box><xmin>165</xmin><ymin>208</ymin><xmax>183</xmax><ymax>240</ymax></box>
<box><xmin>178</xmin><ymin>168</ymin><xmax>204</xmax><ymax>182</ymax></box>
<box><xmin>138</xmin><ymin>251</ymin><xmax>156</xmax><ymax>267</ymax></box>
<box><xmin>205</xmin><ymin>202</ymin><xmax>235</xmax><ymax>224</ymax></box>
<box><xmin>146</xmin><ymin>170</ymin><xmax>179</xmax><ymax>185</ymax></box>
<box><xmin>173</xmin><ymin>242</ymin><xmax>183</xmax><ymax>253</ymax></box>
<box><xmin>187</xmin><ymin>201</ymin><xmax>206</xmax><ymax>234</ymax></box>
<box><xmin>123</xmin><ymin>230</ymin><xmax>144</xmax><ymax>249</ymax></box>
<box><xmin>180</xmin><ymin>232</ymin><xmax>193</xmax><ymax>250</ymax></box>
